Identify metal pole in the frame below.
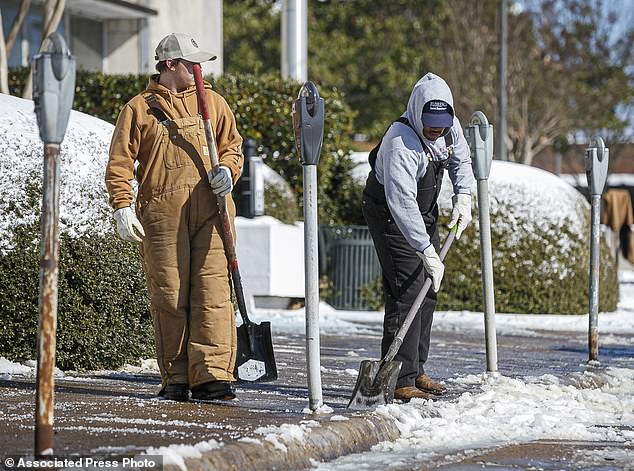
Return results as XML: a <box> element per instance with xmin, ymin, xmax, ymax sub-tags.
<box><xmin>281</xmin><ymin>0</ymin><xmax>307</xmax><ymax>82</ymax></box>
<box><xmin>303</xmin><ymin>165</ymin><xmax>323</xmax><ymax>410</ymax></box>
<box><xmin>497</xmin><ymin>0</ymin><xmax>508</xmax><ymax>161</ymax></box>
<box><xmin>584</xmin><ymin>137</ymin><xmax>608</xmax><ymax>363</ymax></box>
<box><xmin>466</xmin><ymin>111</ymin><xmax>498</xmax><ymax>374</ymax></box>
<box><xmin>35</xmin><ymin>143</ymin><xmax>61</xmax><ymax>456</ymax></box>
<box><xmin>588</xmin><ymin>193</ymin><xmax>600</xmax><ymax>361</ymax></box>
<box><xmin>477</xmin><ymin>179</ymin><xmax>498</xmax><ymax>372</ymax></box>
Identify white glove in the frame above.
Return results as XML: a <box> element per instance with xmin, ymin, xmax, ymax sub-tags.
<box><xmin>416</xmin><ymin>245</ymin><xmax>445</xmax><ymax>293</ymax></box>
<box><xmin>208</xmin><ymin>166</ymin><xmax>233</xmax><ymax>197</ymax></box>
<box><xmin>113</xmin><ymin>206</ymin><xmax>145</xmax><ymax>243</ymax></box>
<box><xmin>448</xmin><ymin>193</ymin><xmax>472</xmax><ymax>239</ymax></box>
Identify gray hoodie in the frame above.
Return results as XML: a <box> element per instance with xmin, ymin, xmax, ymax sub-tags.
<box><xmin>374</xmin><ymin>72</ymin><xmax>474</xmax><ymax>252</ymax></box>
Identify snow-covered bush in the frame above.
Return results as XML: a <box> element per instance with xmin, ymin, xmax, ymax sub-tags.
<box><xmin>437</xmin><ymin>162</ymin><xmax>618</xmax><ymax>314</ymax></box>
<box><xmin>0</xmin><ymin>95</ymin><xmax>154</xmax><ymax>369</ymax></box>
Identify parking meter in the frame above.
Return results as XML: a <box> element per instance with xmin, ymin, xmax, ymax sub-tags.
<box><xmin>465</xmin><ymin>110</ymin><xmax>498</xmax><ymax>374</ymax></box>
<box><xmin>32</xmin><ymin>32</ymin><xmax>75</xmax><ymax>457</ymax></box>
<box><xmin>585</xmin><ymin>136</ymin><xmax>609</xmax><ymax>363</ymax></box>
<box><xmin>292</xmin><ymin>81</ymin><xmax>325</xmax><ymax>411</ymax></box>
<box><xmin>466</xmin><ymin>111</ymin><xmax>494</xmax><ymax>179</ymax></box>
<box><xmin>585</xmin><ymin>136</ymin><xmax>609</xmax><ymax>197</ymax></box>
<box><xmin>292</xmin><ymin>81</ymin><xmax>324</xmax><ymax>166</ymax></box>
<box><xmin>33</xmin><ymin>32</ymin><xmax>76</xmax><ymax>145</ymax></box>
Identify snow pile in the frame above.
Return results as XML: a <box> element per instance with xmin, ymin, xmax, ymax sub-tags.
<box><xmin>0</xmin><ymin>94</ymin><xmax>114</xmax><ymax>252</ymax></box>
<box><xmin>145</xmin><ymin>440</ymin><xmax>223</xmax><ymax>471</ymax></box>
<box><xmin>315</xmin><ymin>367</ymin><xmax>634</xmax><ymax>470</ymax></box>
<box><xmin>486</xmin><ymin>161</ymin><xmax>588</xmax><ymax>243</ymax></box>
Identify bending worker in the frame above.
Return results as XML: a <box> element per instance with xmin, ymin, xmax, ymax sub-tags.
<box><xmin>362</xmin><ymin>72</ymin><xmax>474</xmax><ymax>401</ymax></box>
<box><xmin>105</xmin><ymin>33</ymin><xmax>244</xmax><ymax>402</ymax></box>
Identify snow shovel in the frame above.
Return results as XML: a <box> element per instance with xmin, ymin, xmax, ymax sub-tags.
<box><xmin>193</xmin><ymin>64</ymin><xmax>278</xmax><ymax>383</ymax></box>
<box><xmin>347</xmin><ymin>226</ymin><xmax>457</xmax><ymax>409</ymax></box>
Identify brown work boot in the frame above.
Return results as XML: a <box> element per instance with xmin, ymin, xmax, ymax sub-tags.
<box><xmin>415</xmin><ymin>374</ymin><xmax>445</xmax><ymax>395</ymax></box>
<box><xmin>393</xmin><ymin>386</ymin><xmax>435</xmax><ymax>402</ymax></box>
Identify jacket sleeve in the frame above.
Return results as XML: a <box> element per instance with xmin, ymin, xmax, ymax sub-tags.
<box><xmin>446</xmin><ymin>117</ymin><xmax>475</xmax><ymax>195</ymax></box>
<box><xmin>210</xmin><ymin>91</ymin><xmax>244</xmax><ymax>183</ymax></box>
<box><xmin>105</xmin><ymin>104</ymin><xmax>140</xmax><ymax>209</ymax></box>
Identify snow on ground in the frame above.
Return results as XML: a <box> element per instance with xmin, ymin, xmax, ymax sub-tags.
<box><xmin>313</xmin><ymin>367</ymin><xmax>634</xmax><ymax>470</ymax></box>
<box><xmin>2</xmin><ymin>276</ymin><xmax>633</xmax><ymax>469</ymax></box>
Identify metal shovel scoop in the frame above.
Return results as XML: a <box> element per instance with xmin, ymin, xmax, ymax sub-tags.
<box><xmin>347</xmin><ymin>227</ymin><xmax>457</xmax><ymax>410</ymax></box>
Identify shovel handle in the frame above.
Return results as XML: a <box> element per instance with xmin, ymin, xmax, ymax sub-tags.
<box><xmin>193</xmin><ymin>64</ymin><xmax>252</xmax><ymax>326</ymax></box>
<box><xmin>383</xmin><ymin>226</ymin><xmax>457</xmax><ymax>363</ymax></box>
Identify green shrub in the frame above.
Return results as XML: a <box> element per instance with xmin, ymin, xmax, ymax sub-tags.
<box><xmin>437</xmin><ymin>199</ymin><xmax>618</xmax><ymax>315</ymax></box>
<box><xmin>0</xmin><ymin>220</ymin><xmax>153</xmax><ymax>370</ymax></box>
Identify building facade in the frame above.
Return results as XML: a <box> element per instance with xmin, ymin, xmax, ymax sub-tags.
<box><xmin>1</xmin><ymin>0</ymin><xmax>223</xmax><ymax>75</ymax></box>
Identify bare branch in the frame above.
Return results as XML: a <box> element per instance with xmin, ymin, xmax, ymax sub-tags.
<box><xmin>5</xmin><ymin>0</ymin><xmax>31</xmax><ymax>56</ymax></box>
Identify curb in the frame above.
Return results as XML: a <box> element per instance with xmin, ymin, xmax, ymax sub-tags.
<box><xmin>166</xmin><ymin>413</ymin><xmax>401</xmax><ymax>471</ymax></box>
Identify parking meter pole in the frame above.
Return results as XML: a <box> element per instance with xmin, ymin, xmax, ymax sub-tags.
<box><xmin>589</xmin><ymin>191</ymin><xmax>600</xmax><ymax>361</ymax></box>
<box><xmin>32</xmin><ymin>32</ymin><xmax>75</xmax><ymax>457</ymax></box>
<box><xmin>585</xmin><ymin>137</ymin><xmax>609</xmax><ymax>363</ymax></box>
<box><xmin>466</xmin><ymin>111</ymin><xmax>498</xmax><ymax>374</ymax></box>
<box><xmin>478</xmin><ymin>179</ymin><xmax>498</xmax><ymax>373</ymax></box>
<box><xmin>293</xmin><ymin>82</ymin><xmax>325</xmax><ymax>411</ymax></box>
<box><xmin>303</xmin><ymin>165</ymin><xmax>322</xmax><ymax>410</ymax></box>
<box><xmin>35</xmin><ymin>143</ymin><xmax>61</xmax><ymax>456</ymax></box>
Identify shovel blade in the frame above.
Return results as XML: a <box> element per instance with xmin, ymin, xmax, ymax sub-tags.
<box><xmin>235</xmin><ymin>321</ymin><xmax>278</xmax><ymax>382</ymax></box>
<box><xmin>347</xmin><ymin>359</ymin><xmax>402</xmax><ymax>410</ymax></box>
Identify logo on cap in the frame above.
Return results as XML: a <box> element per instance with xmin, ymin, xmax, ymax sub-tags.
<box><xmin>191</xmin><ymin>38</ymin><xmax>198</xmax><ymax>48</ymax></box>
<box><xmin>429</xmin><ymin>101</ymin><xmax>447</xmax><ymax>111</ymax></box>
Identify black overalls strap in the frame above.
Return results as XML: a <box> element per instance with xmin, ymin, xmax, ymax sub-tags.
<box><xmin>145</xmin><ymin>94</ymin><xmax>169</xmax><ymax>126</ymax></box>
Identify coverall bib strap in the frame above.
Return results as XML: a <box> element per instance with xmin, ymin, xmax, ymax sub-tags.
<box><xmin>136</xmin><ymin>94</ymin><xmax>210</xmax><ymax>209</ymax></box>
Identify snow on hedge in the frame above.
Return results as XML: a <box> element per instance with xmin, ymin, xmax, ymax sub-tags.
<box><xmin>0</xmin><ymin>94</ymin><xmax>113</xmax><ymax>252</ymax></box>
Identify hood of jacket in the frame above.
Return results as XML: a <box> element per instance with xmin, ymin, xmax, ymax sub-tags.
<box><xmin>144</xmin><ymin>74</ymin><xmax>210</xmax><ymax>118</ymax></box>
<box><xmin>404</xmin><ymin>72</ymin><xmax>454</xmax><ymax>140</ymax></box>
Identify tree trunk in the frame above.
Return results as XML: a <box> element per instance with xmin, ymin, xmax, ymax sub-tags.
<box><xmin>22</xmin><ymin>0</ymin><xmax>65</xmax><ymax>99</ymax></box>
<box><xmin>6</xmin><ymin>0</ymin><xmax>32</xmax><ymax>56</ymax></box>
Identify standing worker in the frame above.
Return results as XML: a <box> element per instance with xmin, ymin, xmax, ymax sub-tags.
<box><xmin>362</xmin><ymin>72</ymin><xmax>474</xmax><ymax>401</ymax></box>
<box><xmin>105</xmin><ymin>33</ymin><xmax>244</xmax><ymax>402</ymax></box>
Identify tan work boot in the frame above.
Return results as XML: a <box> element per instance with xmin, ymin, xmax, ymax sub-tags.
<box><xmin>393</xmin><ymin>386</ymin><xmax>435</xmax><ymax>402</ymax></box>
<box><xmin>415</xmin><ymin>374</ymin><xmax>445</xmax><ymax>395</ymax></box>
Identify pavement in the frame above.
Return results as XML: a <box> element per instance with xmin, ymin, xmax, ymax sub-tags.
<box><xmin>1</xmin><ymin>312</ymin><xmax>633</xmax><ymax>471</ymax></box>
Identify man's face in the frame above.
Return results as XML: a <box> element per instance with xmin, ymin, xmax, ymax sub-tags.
<box><xmin>422</xmin><ymin>126</ymin><xmax>445</xmax><ymax>141</ymax></box>
<box><xmin>166</xmin><ymin>58</ymin><xmax>196</xmax><ymax>88</ymax></box>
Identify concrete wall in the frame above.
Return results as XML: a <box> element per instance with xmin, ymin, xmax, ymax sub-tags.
<box><xmin>235</xmin><ymin>216</ymin><xmax>305</xmax><ymax>309</ymax></box>
<box><xmin>105</xmin><ymin>19</ymin><xmax>141</xmax><ymax>74</ymax></box>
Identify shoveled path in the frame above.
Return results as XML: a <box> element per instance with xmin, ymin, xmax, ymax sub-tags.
<box><xmin>1</xmin><ymin>314</ymin><xmax>632</xmax><ymax>470</ymax></box>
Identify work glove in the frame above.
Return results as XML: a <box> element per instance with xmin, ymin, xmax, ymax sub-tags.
<box><xmin>448</xmin><ymin>193</ymin><xmax>472</xmax><ymax>239</ymax></box>
<box><xmin>416</xmin><ymin>244</ymin><xmax>445</xmax><ymax>292</ymax></box>
<box><xmin>208</xmin><ymin>166</ymin><xmax>233</xmax><ymax>197</ymax></box>
<box><xmin>113</xmin><ymin>206</ymin><xmax>145</xmax><ymax>243</ymax></box>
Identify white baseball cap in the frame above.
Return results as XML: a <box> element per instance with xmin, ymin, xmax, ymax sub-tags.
<box><xmin>155</xmin><ymin>33</ymin><xmax>217</xmax><ymax>63</ymax></box>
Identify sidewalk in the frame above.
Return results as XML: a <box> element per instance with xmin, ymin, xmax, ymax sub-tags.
<box><xmin>1</xmin><ymin>314</ymin><xmax>633</xmax><ymax>470</ymax></box>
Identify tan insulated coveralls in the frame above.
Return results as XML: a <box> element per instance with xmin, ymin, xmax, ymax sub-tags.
<box><xmin>105</xmin><ymin>76</ymin><xmax>244</xmax><ymax>388</ymax></box>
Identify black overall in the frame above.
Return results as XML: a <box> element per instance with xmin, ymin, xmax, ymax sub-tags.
<box><xmin>362</xmin><ymin>118</ymin><xmax>447</xmax><ymax>388</ymax></box>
